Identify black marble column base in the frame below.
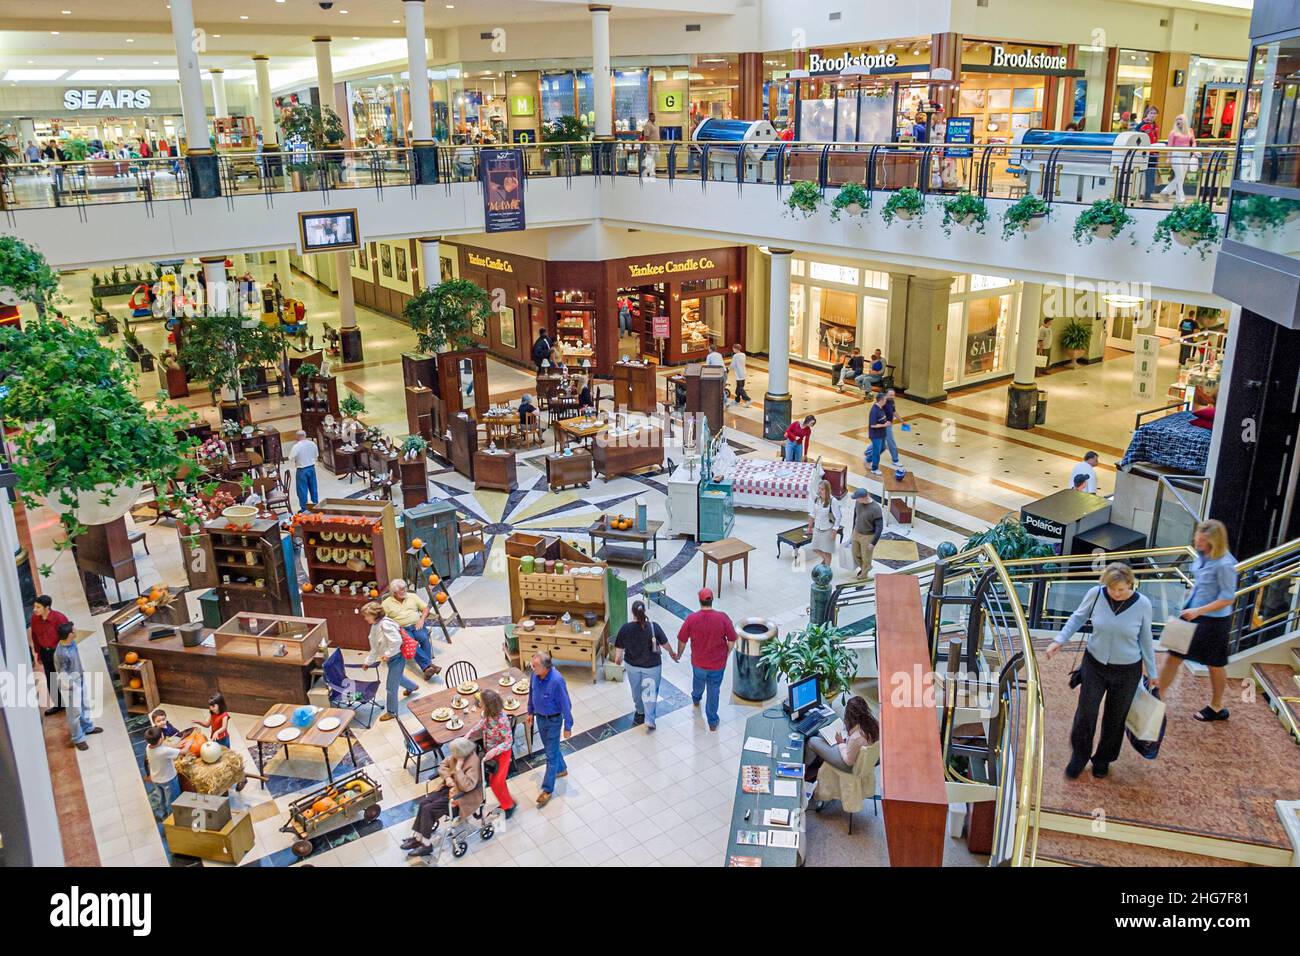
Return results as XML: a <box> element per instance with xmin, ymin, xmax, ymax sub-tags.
<box><xmin>412</xmin><ymin>143</ymin><xmax>440</xmax><ymax>185</ymax></box>
<box><xmin>763</xmin><ymin>392</ymin><xmax>792</xmax><ymax>441</ymax></box>
<box><xmin>340</xmin><ymin>327</ymin><xmax>364</xmax><ymax>364</ymax></box>
<box><xmin>186</xmin><ymin>153</ymin><xmax>222</xmax><ymax>199</ymax></box>
<box><xmin>1006</xmin><ymin>381</ymin><xmax>1038</xmax><ymax>430</ymax></box>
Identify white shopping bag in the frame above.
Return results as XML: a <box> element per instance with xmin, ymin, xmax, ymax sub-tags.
<box><xmin>1125</xmin><ymin>681</ymin><xmax>1166</xmax><ymax>742</ymax></box>
<box><xmin>838</xmin><ymin>541</ymin><xmax>855</xmax><ymax>571</ymax></box>
<box><xmin>1159</xmin><ymin>616</ymin><xmax>1196</xmax><ymax>655</ymax></box>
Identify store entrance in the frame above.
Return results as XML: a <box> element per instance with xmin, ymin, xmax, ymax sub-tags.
<box><xmin>616</xmin><ymin>284</ymin><xmax>668</xmax><ymax>362</ymax></box>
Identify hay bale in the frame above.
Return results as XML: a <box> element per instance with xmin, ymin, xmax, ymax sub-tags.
<box><xmin>177</xmin><ymin>750</ymin><xmax>246</xmax><ymax>794</ymax></box>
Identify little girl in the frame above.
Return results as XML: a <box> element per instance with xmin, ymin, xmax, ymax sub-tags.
<box><xmin>193</xmin><ymin>692</ymin><xmax>231</xmax><ymax>748</ymax></box>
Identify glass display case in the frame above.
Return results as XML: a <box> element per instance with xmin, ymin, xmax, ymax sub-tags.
<box><xmin>212</xmin><ymin>613</ymin><xmax>327</xmax><ymax>662</ymax></box>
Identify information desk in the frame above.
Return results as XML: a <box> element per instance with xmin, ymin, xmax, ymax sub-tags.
<box><xmin>723</xmin><ymin>709</ymin><xmax>807</xmax><ymax>867</ymax></box>
<box><xmin>108</xmin><ymin>612</ymin><xmax>325</xmax><ymax>714</ymax></box>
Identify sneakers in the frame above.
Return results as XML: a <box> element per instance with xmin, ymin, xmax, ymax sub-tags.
<box><xmin>1194</xmin><ymin>706</ymin><xmax>1230</xmax><ymax>722</ymax></box>
<box><xmin>632</xmin><ymin>712</ymin><xmax>645</xmax><ymax>726</ymax></box>
<box><xmin>422</xmin><ymin>665</ymin><xmax>441</xmax><ymax>680</ymax></box>
<box><xmin>504</xmin><ymin>805</ymin><xmax>516</xmax><ymax>820</ymax></box>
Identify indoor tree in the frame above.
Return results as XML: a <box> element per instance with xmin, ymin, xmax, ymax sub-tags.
<box><xmin>0</xmin><ymin>317</ymin><xmax>195</xmax><ymax>569</ymax></box>
<box><xmin>279</xmin><ymin>103</ymin><xmax>345</xmax><ymax>178</ymax></box>
<box><xmin>542</xmin><ymin>114</ymin><xmax>591</xmax><ymax>173</ymax></box>
<box><xmin>962</xmin><ymin>516</ymin><xmax>1054</xmax><ymax>561</ymax></box>
<box><xmin>404</xmin><ymin>279</ymin><xmax>491</xmax><ymax>354</ymax></box>
<box><xmin>177</xmin><ymin>309</ymin><xmax>286</xmax><ymax>401</ymax></box>
<box><xmin>0</xmin><ymin>235</ymin><xmax>61</xmax><ymax>316</ymax></box>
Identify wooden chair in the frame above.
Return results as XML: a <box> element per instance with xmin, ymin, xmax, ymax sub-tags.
<box><xmin>521</xmin><ymin>411</ymin><xmax>545</xmax><ymax>448</ymax></box>
<box><xmin>398</xmin><ymin>717</ymin><xmax>441</xmax><ymax>781</ymax></box>
<box><xmin>458</xmin><ymin>521</ymin><xmax>486</xmax><ymax>563</ymax></box>
<box><xmin>443</xmin><ymin>660</ymin><xmax>479</xmax><ymax>689</ymax></box>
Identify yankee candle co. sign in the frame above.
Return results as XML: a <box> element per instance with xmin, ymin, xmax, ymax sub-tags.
<box><xmin>63</xmin><ymin>88</ymin><xmax>154</xmax><ymax>110</ymax></box>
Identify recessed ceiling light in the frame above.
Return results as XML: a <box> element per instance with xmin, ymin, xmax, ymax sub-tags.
<box><xmin>240</xmin><ymin>15</ymin><xmax>249</xmax><ymax>19</ymax></box>
<box><xmin>50</xmin><ymin>31</ymin><xmax>60</xmax><ymax>35</ymax></box>
<box><xmin>213</xmin><ymin>34</ymin><xmax>221</xmax><ymax>37</ymax></box>
<box><xmin>97</xmin><ymin>56</ymin><xmax>104</xmax><ymax>60</ymax></box>
<box><xmin>352</xmin><ymin>36</ymin><xmax>360</xmax><ymax>40</ymax></box>
<box><xmin>339</xmin><ymin>8</ymin><xmax>348</xmax><ymax>12</ymax></box>
<box><xmin>126</xmin><ymin>38</ymin><xmax>135</xmax><ymax>42</ymax></box>
<box><xmin>61</xmin><ymin>9</ymin><xmax>72</xmax><ymax>13</ymax></box>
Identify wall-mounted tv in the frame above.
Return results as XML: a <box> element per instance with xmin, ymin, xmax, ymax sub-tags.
<box><xmin>298</xmin><ymin>209</ymin><xmax>360</xmax><ymax>254</ymax></box>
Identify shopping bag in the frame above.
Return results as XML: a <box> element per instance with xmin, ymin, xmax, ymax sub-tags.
<box><xmin>838</xmin><ymin>541</ymin><xmax>856</xmax><ymax>571</ymax></box>
<box><xmin>1125</xmin><ymin>679</ymin><xmax>1166</xmax><ymax>742</ymax></box>
<box><xmin>604</xmin><ymin>660</ymin><xmax>625</xmax><ymax>682</ymax></box>
<box><xmin>399</xmin><ymin>628</ymin><xmax>418</xmax><ymax>660</ymax></box>
<box><xmin>1126</xmin><ymin>682</ymin><xmax>1167</xmax><ymax>759</ymax></box>
<box><xmin>1159</xmin><ymin>616</ymin><xmax>1197</xmax><ymax>655</ymax></box>
<box><xmin>1034</xmin><ymin>353</ymin><xmax>1049</xmax><ymax>369</ymax></box>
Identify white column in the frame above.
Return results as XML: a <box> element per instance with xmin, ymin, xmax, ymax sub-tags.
<box><xmin>590</xmin><ymin>4</ymin><xmax>612</xmax><ymax>138</ymax></box>
<box><xmin>405</xmin><ymin>1</ymin><xmax>433</xmax><ymax>143</ymax></box>
<box><xmin>201</xmin><ymin>256</ymin><xmax>229</xmax><ymax>313</ymax></box>
<box><xmin>252</xmin><ymin>55</ymin><xmax>279</xmax><ymax>146</ymax></box>
<box><xmin>209</xmin><ymin>68</ymin><xmax>228</xmax><ymax>118</ymax></box>
<box><xmin>18</xmin><ymin>117</ymin><xmax>36</xmax><ymax>152</ymax></box>
<box><xmin>313</xmin><ymin>36</ymin><xmax>336</xmax><ymax>113</ymax></box>
<box><xmin>337</xmin><ymin>257</ymin><xmax>357</xmax><ymax>329</ymax></box>
<box><xmin>1013</xmin><ymin>282</ymin><xmax>1044</xmax><ymax>386</ymax></box>
<box><xmin>418</xmin><ymin>237</ymin><xmax>441</xmax><ymax>289</ymax></box>
<box><xmin>273</xmin><ymin>248</ymin><xmax>290</xmax><ymax>280</ymax></box>
<box><xmin>169</xmin><ymin>0</ymin><xmax>211</xmax><ymax>152</ymax></box>
<box><xmin>766</xmin><ymin>248</ymin><xmax>793</xmax><ymax>397</ymax></box>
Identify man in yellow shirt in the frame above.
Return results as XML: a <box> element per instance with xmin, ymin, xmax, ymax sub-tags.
<box><xmin>381</xmin><ymin>579</ymin><xmax>440</xmax><ymax>680</ymax></box>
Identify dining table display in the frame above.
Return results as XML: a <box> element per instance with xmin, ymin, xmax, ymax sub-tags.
<box><xmin>587</xmin><ymin>515</ymin><xmax>663</xmax><ymax>564</ymax></box>
<box><xmin>555</xmin><ymin>415</ymin><xmax>609</xmax><ymax>452</ymax></box>
<box><xmin>247</xmin><ymin>703</ymin><xmax>359</xmax><ymax>785</ymax></box>
<box><xmin>481</xmin><ymin>405</ymin><xmax>522</xmax><ymax>448</ymax></box>
<box><xmin>408</xmin><ymin>667</ymin><xmax>531</xmax><ymax>751</ymax></box>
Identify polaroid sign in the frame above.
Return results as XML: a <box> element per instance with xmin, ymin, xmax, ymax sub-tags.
<box><xmin>990</xmin><ymin>47</ymin><xmax>1068</xmax><ymax>72</ymax></box>
<box><xmin>807</xmin><ymin>51</ymin><xmax>899</xmax><ymax>76</ymax></box>
<box><xmin>63</xmin><ymin>88</ymin><xmax>154</xmax><ymax>111</ymax></box>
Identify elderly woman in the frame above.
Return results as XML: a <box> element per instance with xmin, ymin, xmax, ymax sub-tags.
<box><xmin>402</xmin><ymin>737</ymin><xmax>483</xmax><ymax>857</ymax></box>
<box><xmin>360</xmin><ymin>602</ymin><xmax>416</xmax><ymax>722</ymax></box>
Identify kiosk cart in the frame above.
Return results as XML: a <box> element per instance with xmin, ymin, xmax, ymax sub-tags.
<box><xmin>1019</xmin><ymin>489</ymin><xmax>1112</xmax><ymax>555</ymax></box>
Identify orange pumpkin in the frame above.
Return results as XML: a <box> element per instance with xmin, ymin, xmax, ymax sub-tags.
<box><xmin>129</xmin><ymin>677</ymin><xmax>143</xmax><ymax>690</ymax></box>
<box><xmin>420</xmin><ymin>556</ymin><xmax>432</xmax><ymax>569</ymax></box>
<box><xmin>428</xmin><ymin>574</ymin><xmax>440</xmax><ymax>587</ymax></box>
<box><xmin>183</xmin><ymin>734</ymin><xmax>205</xmax><ymax>756</ymax></box>
<box><xmin>311</xmin><ymin>797</ymin><xmax>337</xmax><ymax>815</ymax></box>
<box><xmin>410</xmin><ymin>537</ymin><xmax>423</xmax><ymax>549</ymax></box>
<box><xmin>123</xmin><ymin>651</ymin><xmax>140</xmax><ymax>665</ymax></box>
<box><xmin>368</xmin><ymin>589</ymin><xmax>379</xmax><ymax>598</ymax></box>
<box><xmin>302</xmin><ymin>582</ymin><xmax>313</xmax><ymax>592</ymax></box>
<box><xmin>142</xmin><ymin>605</ymin><xmax>155</xmax><ymax>616</ymax></box>
<box><xmin>435</xmin><ymin>592</ymin><xmax>448</xmax><ymax>604</ymax></box>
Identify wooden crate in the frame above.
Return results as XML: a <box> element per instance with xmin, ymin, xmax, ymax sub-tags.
<box><xmin>118</xmin><ymin>658</ymin><xmax>159</xmax><ymax>714</ymax></box>
<box><xmin>163</xmin><ymin>809</ymin><xmax>255</xmax><ymax>864</ymax></box>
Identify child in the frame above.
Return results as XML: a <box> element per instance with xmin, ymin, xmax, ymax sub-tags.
<box><xmin>144</xmin><ymin>726</ymin><xmax>183</xmax><ymax>820</ymax></box>
<box><xmin>149</xmin><ymin>708</ymin><xmax>182</xmax><ymax>740</ymax></box>
<box><xmin>193</xmin><ymin>692</ymin><xmax>231</xmax><ymax>748</ymax></box>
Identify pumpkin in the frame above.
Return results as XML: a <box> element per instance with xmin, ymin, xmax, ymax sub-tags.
<box><xmin>135</xmin><ymin>597</ymin><xmax>148</xmax><ymax>608</ymax></box>
<box><xmin>410</xmin><ymin>537</ymin><xmax>423</xmax><ymax>549</ymax></box>
<box><xmin>183</xmin><ymin>734</ymin><xmax>205</xmax><ymax>756</ymax></box>
<box><xmin>302</xmin><ymin>582</ymin><xmax>313</xmax><ymax>592</ymax></box>
<box><xmin>311</xmin><ymin>797</ymin><xmax>337</xmax><ymax>816</ymax></box>
<box><xmin>420</xmin><ymin>556</ymin><xmax>432</xmax><ymax>568</ymax></box>
<box><xmin>435</xmin><ymin>592</ymin><xmax>448</xmax><ymax>604</ymax></box>
<box><xmin>369</xmin><ymin>589</ymin><xmax>379</xmax><ymax>598</ymax></box>
<box><xmin>199</xmin><ymin>740</ymin><xmax>223</xmax><ymax>764</ymax></box>
<box><xmin>123</xmin><ymin>651</ymin><xmax>139</xmax><ymax>665</ymax></box>
<box><xmin>428</xmin><ymin>574</ymin><xmax>440</xmax><ymax>587</ymax></box>
<box><xmin>128</xmin><ymin>677</ymin><xmax>142</xmax><ymax>690</ymax></box>
<box><xmin>142</xmin><ymin>605</ymin><xmax>155</xmax><ymax>616</ymax></box>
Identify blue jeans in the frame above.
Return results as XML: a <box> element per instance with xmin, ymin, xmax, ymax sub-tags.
<box><xmin>384</xmin><ymin>652</ymin><xmax>417</xmax><ymax>715</ymax></box>
<box><xmin>866</xmin><ymin>436</ymin><xmax>886</xmax><ymax>471</ymax></box>
<box><xmin>783</xmin><ymin>440</ymin><xmax>804</xmax><ymax>462</ymax></box>
<box><xmin>294</xmin><ymin>465</ymin><xmax>318</xmax><ymax>511</ymax></box>
<box><xmin>535</xmin><ymin>713</ymin><xmax>567</xmax><ymax>793</ymax></box>
<box><xmin>692</xmin><ymin>665</ymin><xmax>726</xmax><ymax>728</ymax></box>
<box><xmin>153</xmin><ymin>775</ymin><xmax>182</xmax><ymax>819</ymax></box>
<box><xmin>404</xmin><ymin>625</ymin><xmax>433</xmax><ymax>673</ymax></box>
<box><xmin>884</xmin><ymin>425</ymin><xmax>899</xmax><ymax>465</ymax></box>
<box><xmin>625</xmin><ymin>663</ymin><xmax>662</xmax><ymax>726</ymax></box>
<box><xmin>62</xmin><ymin>675</ymin><xmax>95</xmax><ymax>743</ymax></box>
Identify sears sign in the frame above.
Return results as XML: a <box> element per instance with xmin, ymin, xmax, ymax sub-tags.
<box><xmin>63</xmin><ymin>88</ymin><xmax>153</xmax><ymax>111</ymax></box>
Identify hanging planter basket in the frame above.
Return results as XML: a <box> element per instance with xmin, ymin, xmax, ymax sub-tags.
<box><xmin>44</xmin><ymin>481</ymin><xmax>145</xmax><ymax>527</ymax></box>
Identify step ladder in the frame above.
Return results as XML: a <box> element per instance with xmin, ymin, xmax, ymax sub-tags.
<box><xmin>405</xmin><ymin>544</ymin><xmax>464</xmax><ymax>643</ymax></box>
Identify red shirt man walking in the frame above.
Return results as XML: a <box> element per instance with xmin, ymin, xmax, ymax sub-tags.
<box><xmin>675</xmin><ymin>588</ymin><xmax>737</xmax><ymax>731</ymax></box>
<box><xmin>29</xmin><ymin>595</ymin><xmax>69</xmax><ymax>715</ymax></box>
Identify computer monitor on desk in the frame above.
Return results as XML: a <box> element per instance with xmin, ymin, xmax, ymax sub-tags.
<box><xmin>786</xmin><ymin>674</ymin><xmax>820</xmax><ymax>719</ymax></box>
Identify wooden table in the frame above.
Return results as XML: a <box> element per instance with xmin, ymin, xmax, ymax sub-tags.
<box><xmin>587</xmin><ymin>518</ymin><xmax>663</xmax><ymax>564</ymax></box>
<box><xmin>474</xmin><ymin>448</ymin><xmax>518</xmax><ymax>491</ymax></box>
<box><xmin>776</xmin><ymin>525</ymin><xmax>813</xmax><ymax>558</ymax></box>
<box><xmin>556</xmin><ymin>416</ymin><xmax>609</xmax><ymax>452</ymax></box>
<box><xmin>882</xmin><ymin>470</ymin><xmax>919</xmax><ymax>528</ymax></box>
<box><xmin>482</xmin><ymin>413</ymin><xmax>521</xmax><ymax>448</ymax></box>
<box><xmin>698</xmin><ymin>537</ymin><xmax>755</xmax><ymax>595</ymax></box>
<box><xmin>246</xmin><ymin>704</ymin><xmax>357</xmax><ymax>787</ymax></box>
<box><xmin>516</xmin><ymin>620</ymin><xmax>608</xmax><ymax>683</ymax></box>
<box><xmin>407</xmin><ymin>667</ymin><xmax>530</xmax><ymax>751</ymax></box>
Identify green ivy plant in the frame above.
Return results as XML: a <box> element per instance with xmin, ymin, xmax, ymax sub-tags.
<box><xmin>0</xmin><ymin>318</ymin><xmax>196</xmax><ymax>567</ymax></box>
<box><xmin>296</xmin><ymin>361</ymin><xmax>320</xmax><ymax>381</ymax></box>
<box><xmin>1228</xmin><ymin>193</ymin><xmax>1300</xmax><ymax>236</ymax></box>
<box><xmin>541</xmin><ymin>114</ymin><xmax>591</xmax><ymax>165</ymax></box>
<box><xmin>0</xmin><ymin>235</ymin><xmax>61</xmax><ymax>315</ymax></box>
<box><xmin>1153</xmin><ymin>202</ymin><xmax>1221</xmax><ymax>259</ymax></box>
<box><xmin>402</xmin><ymin>434</ymin><xmax>429</xmax><ymax>458</ymax></box>
<box><xmin>940</xmin><ymin>192</ymin><xmax>989</xmax><ymax>236</ymax></box>
<box><xmin>963</xmin><ymin>516</ymin><xmax>1055</xmax><ymax>560</ymax></box>
<box><xmin>1001</xmin><ymin>195</ymin><xmax>1050</xmax><ymax>240</ymax></box>
<box><xmin>1072</xmin><ymin>199</ymin><xmax>1136</xmax><ymax>245</ymax></box>
<box><xmin>177</xmin><ymin>310</ymin><xmax>285</xmax><ymax>400</ymax></box>
<box><xmin>404</xmin><ymin>279</ymin><xmax>491</xmax><ymax>354</ymax></box>
<box><xmin>830</xmin><ymin>181</ymin><xmax>870</xmax><ymax>222</ymax></box>
<box><xmin>784</xmin><ymin>180</ymin><xmax>823</xmax><ymax>219</ymax></box>
<box><xmin>757</xmin><ymin>621</ymin><xmax>859</xmax><ymax>703</ymax></box>
<box><xmin>340</xmin><ymin>394</ymin><xmax>366</xmax><ymax>419</ymax></box>
<box><xmin>881</xmin><ymin>187</ymin><xmax>925</xmax><ymax>227</ymax></box>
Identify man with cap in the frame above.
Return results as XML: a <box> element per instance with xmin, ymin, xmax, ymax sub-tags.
<box><xmin>289</xmin><ymin>428</ymin><xmax>319</xmax><ymax>512</ymax></box>
<box><xmin>849</xmin><ymin>488</ymin><xmax>885</xmax><ymax>578</ymax></box>
<box><xmin>674</xmin><ymin>589</ymin><xmax>737</xmax><ymax>732</ymax></box>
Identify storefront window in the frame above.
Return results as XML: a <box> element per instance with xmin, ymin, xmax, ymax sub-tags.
<box><xmin>348</xmin><ymin>76</ymin><xmax>409</xmax><ymax>147</ymax></box>
<box><xmin>789</xmin><ymin>283</ymin><xmax>806</xmax><ymax>355</ymax></box>
<box><xmin>811</xmin><ymin>288</ymin><xmax>858</xmax><ymax>363</ymax></box>
<box><xmin>689</xmin><ymin>54</ymin><xmax>738</xmax><ymax>124</ymax></box>
<box><xmin>1185</xmin><ymin>56</ymin><xmax>1247</xmax><ymax>142</ymax></box>
<box><xmin>1112</xmin><ymin>50</ymin><xmax>1155</xmax><ymax>130</ymax></box>
<box><xmin>945</xmin><ymin>276</ymin><xmax>1021</xmax><ymax>387</ymax></box>
<box><xmin>498</xmin><ymin>306</ymin><xmax>517</xmax><ymax>349</ymax></box>
<box><xmin>787</xmin><ymin>256</ymin><xmax>890</xmax><ymax>367</ymax></box>
<box><xmin>680</xmin><ymin>296</ymin><xmax>721</xmax><ymax>354</ymax></box>
<box><xmin>541</xmin><ymin>72</ymin><xmax>577</xmax><ymax>123</ymax></box>
<box><xmin>1072</xmin><ymin>47</ymin><xmax>1109</xmax><ymax>131</ymax></box>
<box><xmin>577</xmin><ymin>70</ymin><xmax>595</xmax><ymax>125</ymax></box>
<box><xmin>964</xmin><ymin>294</ymin><xmax>1011</xmax><ymax>377</ymax></box>
<box><xmin>614</xmin><ymin>69</ymin><xmax>650</xmax><ymax>132</ymax></box>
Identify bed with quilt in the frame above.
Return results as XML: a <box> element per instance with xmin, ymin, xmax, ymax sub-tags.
<box><xmin>1118</xmin><ymin>410</ymin><xmax>1212</xmax><ymax>474</ymax></box>
<box><xmin>710</xmin><ymin>445</ymin><xmax>823</xmax><ymax>511</ymax></box>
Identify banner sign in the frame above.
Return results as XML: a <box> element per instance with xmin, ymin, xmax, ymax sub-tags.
<box><xmin>944</xmin><ymin>116</ymin><xmax>974</xmax><ymax>158</ymax></box>
<box><xmin>481</xmin><ymin>148</ymin><xmax>526</xmax><ymax>234</ymax></box>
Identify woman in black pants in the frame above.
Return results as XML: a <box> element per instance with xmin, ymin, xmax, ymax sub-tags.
<box><xmin>1044</xmin><ymin>563</ymin><xmax>1157</xmax><ymax>779</ymax></box>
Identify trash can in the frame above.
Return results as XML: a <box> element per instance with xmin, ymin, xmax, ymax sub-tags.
<box><xmin>1035</xmin><ymin>390</ymin><xmax>1048</xmax><ymax>426</ymax></box>
<box><xmin>733</xmin><ymin>618</ymin><xmax>779</xmax><ymax>701</ymax></box>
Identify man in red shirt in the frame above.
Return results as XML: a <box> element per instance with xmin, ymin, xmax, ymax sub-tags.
<box><xmin>29</xmin><ymin>595</ymin><xmax>69</xmax><ymax>715</ymax></box>
<box><xmin>674</xmin><ymin>589</ymin><xmax>736</xmax><ymax>731</ymax></box>
<box><xmin>783</xmin><ymin>415</ymin><xmax>816</xmax><ymax>462</ymax></box>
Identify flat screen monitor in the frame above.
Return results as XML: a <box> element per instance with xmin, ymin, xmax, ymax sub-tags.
<box><xmin>788</xmin><ymin>674</ymin><xmax>821</xmax><ymax>718</ymax></box>
<box><xmin>298</xmin><ymin>209</ymin><xmax>360</xmax><ymax>254</ymax></box>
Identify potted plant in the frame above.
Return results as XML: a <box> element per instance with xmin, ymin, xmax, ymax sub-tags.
<box><xmin>1058</xmin><ymin>318</ymin><xmax>1094</xmax><ymax>367</ymax></box>
<box><xmin>0</xmin><ymin>235</ymin><xmax>60</xmax><ymax>317</ymax></box>
<box><xmin>279</xmin><ymin>103</ymin><xmax>345</xmax><ymax>184</ymax></box>
<box><xmin>1153</xmin><ymin>202</ymin><xmax>1221</xmax><ymax>259</ymax></box>
<box><xmin>177</xmin><ymin>309</ymin><xmax>285</xmax><ymax>402</ymax></box>
<box><xmin>1001</xmin><ymin>194</ymin><xmax>1050</xmax><ymax>240</ymax></box>
<box><xmin>1228</xmin><ymin>193</ymin><xmax>1300</xmax><ymax>237</ymax></box>
<box><xmin>0</xmin><ymin>318</ymin><xmax>195</xmax><ymax>569</ymax></box>
<box><xmin>940</xmin><ymin>192</ymin><xmax>989</xmax><ymax>236</ymax></box>
<box><xmin>757</xmin><ymin>621</ymin><xmax>859</xmax><ymax>705</ymax></box>
<box><xmin>881</xmin><ymin>187</ymin><xmax>925</xmax><ymax>226</ymax></box>
<box><xmin>541</xmin><ymin>114</ymin><xmax>591</xmax><ymax>175</ymax></box>
<box><xmin>1072</xmin><ymin>199</ymin><xmax>1136</xmax><ymax>244</ymax></box>
<box><xmin>830</xmin><ymin>181</ymin><xmax>870</xmax><ymax>222</ymax></box>
<box><xmin>296</xmin><ymin>361</ymin><xmax>320</xmax><ymax>381</ymax></box>
<box><xmin>784</xmin><ymin>180</ymin><xmax>823</xmax><ymax>219</ymax></box>
<box><xmin>340</xmin><ymin>394</ymin><xmax>367</xmax><ymax>420</ymax></box>
<box><xmin>402</xmin><ymin>434</ymin><xmax>428</xmax><ymax>460</ymax></box>
<box><xmin>121</xmin><ymin>328</ymin><xmax>142</xmax><ymax>363</ymax></box>
<box><xmin>403</xmin><ymin>279</ymin><xmax>492</xmax><ymax>354</ymax></box>
<box><xmin>963</xmin><ymin>516</ymin><xmax>1055</xmax><ymax>561</ymax></box>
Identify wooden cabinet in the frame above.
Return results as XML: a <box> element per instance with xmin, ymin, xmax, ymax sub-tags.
<box><xmin>611</xmin><ymin>361</ymin><xmax>657</xmax><ymax>414</ymax></box>
<box><xmin>405</xmin><ymin>386</ymin><xmax>435</xmax><ymax>439</ymax></box>
<box><xmin>299</xmin><ymin>374</ymin><xmax>339</xmax><ymax>438</ymax></box>
<box><xmin>165</xmin><ymin>810</ymin><xmax>254</xmax><ymax>864</ymax></box>
<box><xmin>201</xmin><ymin>517</ymin><xmax>294</xmax><ymax>616</ymax></box>
<box><xmin>402</xmin><ymin>500</ymin><xmax>462</xmax><ymax>581</ymax></box>
<box><xmin>592</xmin><ymin>432</ymin><xmax>664</xmax><ymax>480</ymax></box>
<box><xmin>474</xmin><ymin>449</ymin><xmax>518</xmax><ymax>491</ymax></box>
<box><xmin>546</xmin><ymin>448</ymin><xmax>593</xmax><ymax>490</ymax></box>
<box><xmin>448</xmin><ymin>414</ymin><xmax>479</xmax><ymax>480</ymax></box>
<box><xmin>229</xmin><ymin>429</ymin><xmax>283</xmax><ymax>466</ymax></box>
<box><xmin>399</xmin><ymin>458</ymin><xmax>429</xmax><ymax>508</ymax></box>
<box><xmin>684</xmin><ymin>363</ymin><xmax>726</xmax><ymax>435</ymax></box>
<box><xmin>73</xmin><ymin>518</ymin><xmax>138</xmax><ymax>601</ymax></box>
<box><xmin>698</xmin><ymin>479</ymin><xmax>735</xmax><ymax>543</ymax></box>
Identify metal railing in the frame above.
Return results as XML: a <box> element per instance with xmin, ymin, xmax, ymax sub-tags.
<box><xmin>0</xmin><ymin>140</ymin><xmax>1237</xmax><ymax>217</ymax></box>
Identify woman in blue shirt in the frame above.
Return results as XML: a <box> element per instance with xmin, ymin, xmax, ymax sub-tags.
<box><xmin>1045</xmin><ymin>562</ymin><xmax>1156</xmax><ymax>779</ymax></box>
<box><xmin>1157</xmin><ymin>519</ymin><xmax>1237</xmax><ymax>722</ymax></box>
